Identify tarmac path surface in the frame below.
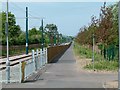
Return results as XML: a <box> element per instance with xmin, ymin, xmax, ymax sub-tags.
<box><xmin>2</xmin><ymin>45</ymin><xmax>117</xmax><ymax>88</ymax></box>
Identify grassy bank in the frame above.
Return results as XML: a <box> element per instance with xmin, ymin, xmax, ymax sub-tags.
<box><xmin>73</xmin><ymin>43</ymin><xmax>118</xmax><ymax>71</ymax></box>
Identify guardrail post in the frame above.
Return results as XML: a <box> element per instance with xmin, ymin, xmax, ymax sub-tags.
<box><xmin>35</xmin><ymin>49</ymin><xmax>39</xmax><ymax>71</ymax></box>
<box><xmin>21</xmin><ymin>61</ymin><xmax>26</xmax><ymax>82</ymax></box>
<box><xmin>19</xmin><ymin>61</ymin><xmax>22</xmax><ymax>83</ymax></box>
<box><xmin>32</xmin><ymin>50</ymin><xmax>36</xmax><ymax>72</ymax></box>
<box><xmin>32</xmin><ymin>50</ymin><xmax>35</xmax><ymax>62</ymax></box>
<box><xmin>40</xmin><ymin>49</ymin><xmax>43</xmax><ymax>68</ymax></box>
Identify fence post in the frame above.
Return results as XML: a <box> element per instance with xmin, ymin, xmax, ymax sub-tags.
<box><xmin>40</xmin><ymin>49</ymin><xmax>43</xmax><ymax>68</ymax></box>
<box><xmin>45</xmin><ymin>48</ymin><xmax>48</xmax><ymax>64</ymax></box>
<box><xmin>43</xmin><ymin>48</ymin><xmax>45</xmax><ymax>66</ymax></box>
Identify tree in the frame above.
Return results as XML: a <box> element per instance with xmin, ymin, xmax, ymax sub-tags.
<box><xmin>75</xmin><ymin>2</ymin><xmax>119</xmax><ymax>60</ymax></box>
<box><xmin>45</xmin><ymin>24</ymin><xmax>58</xmax><ymax>46</ymax></box>
<box><xmin>18</xmin><ymin>32</ymin><xmax>26</xmax><ymax>45</ymax></box>
<box><xmin>29</xmin><ymin>28</ymin><xmax>41</xmax><ymax>44</ymax></box>
<box><xmin>1</xmin><ymin>12</ymin><xmax>22</xmax><ymax>45</ymax></box>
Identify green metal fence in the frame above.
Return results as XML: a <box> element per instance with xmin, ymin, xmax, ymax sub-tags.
<box><xmin>103</xmin><ymin>45</ymin><xmax>118</xmax><ymax>61</ymax></box>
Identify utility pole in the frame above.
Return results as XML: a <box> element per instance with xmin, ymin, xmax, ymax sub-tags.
<box><xmin>92</xmin><ymin>34</ymin><xmax>95</xmax><ymax>71</ymax></box>
<box><xmin>26</xmin><ymin>7</ymin><xmax>28</xmax><ymax>54</ymax></box>
<box><xmin>118</xmin><ymin>1</ymin><xmax>120</xmax><ymax>90</ymax></box>
<box><xmin>41</xmin><ymin>19</ymin><xmax>44</xmax><ymax>51</ymax></box>
<box><xmin>6</xmin><ymin>0</ymin><xmax>10</xmax><ymax>83</ymax></box>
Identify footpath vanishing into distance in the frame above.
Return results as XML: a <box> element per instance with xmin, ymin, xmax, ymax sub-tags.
<box><xmin>2</xmin><ymin>45</ymin><xmax>117</xmax><ymax>89</ymax></box>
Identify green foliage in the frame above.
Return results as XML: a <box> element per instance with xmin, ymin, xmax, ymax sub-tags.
<box><xmin>28</xmin><ymin>28</ymin><xmax>42</xmax><ymax>44</ymax></box>
<box><xmin>75</xmin><ymin>3</ymin><xmax>118</xmax><ymax>47</ymax></box>
<box><xmin>45</xmin><ymin>24</ymin><xmax>59</xmax><ymax>45</ymax></box>
<box><xmin>74</xmin><ymin>43</ymin><xmax>104</xmax><ymax>61</ymax></box>
<box><xmin>2</xmin><ymin>12</ymin><xmax>21</xmax><ymax>37</ymax></box>
<box><xmin>74</xmin><ymin>43</ymin><xmax>118</xmax><ymax>71</ymax></box>
<box><xmin>45</xmin><ymin>24</ymin><xmax>58</xmax><ymax>33</ymax></box>
<box><xmin>84</xmin><ymin>60</ymin><xmax>118</xmax><ymax>71</ymax></box>
<box><xmin>1</xmin><ymin>11</ymin><xmax>72</xmax><ymax>57</ymax></box>
<box><xmin>1</xmin><ymin>12</ymin><xmax>22</xmax><ymax>45</ymax></box>
<box><xmin>18</xmin><ymin>32</ymin><xmax>26</xmax><ymax>45</ymax></box>
<box><xmin>1</xmin><ymin>11</ymin><xmax>70</xmax><ymax>48</ymax></box>
<box><xmin>75</xmin><ymin>3</ymin><xmax>119</xmax><ymax>61</ymax></box>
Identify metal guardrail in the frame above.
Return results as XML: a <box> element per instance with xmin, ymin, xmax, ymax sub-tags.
<box><xmin>0</xmin><ymin>48</ymin><xmax>48</xmax><ymax>83</ymax></box>
<box><xmin>21</xmin><ymin>48</ymin><xmax>47</xmax><ymax>82</ymax></box>
<box><xmin>0</xmin><ymin>53</ymin><xmax>32</xmax><ymax>70</ymax></box>
<box><xmin>0</xmin><ymin>43</ymin><xmax>71</xmax><ymax>70</ymax></box>
<box><xmin>0</xmin><ymin>43</ymin><xmax>71</xmax><ymax>83</ymax></box>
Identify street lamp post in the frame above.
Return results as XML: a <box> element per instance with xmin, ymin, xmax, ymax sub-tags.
<box><xmin>6</xmin><ymin>0</ymin><xmax>10</xmax><ymax>83</ymax></box>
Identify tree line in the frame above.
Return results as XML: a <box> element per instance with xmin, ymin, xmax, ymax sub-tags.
<box><xmin>0</xmin><ymin>12</ymin><xmax>73</xmax><ymax>46</ymax></box>
<box><xmin>75</xmin><ymin>2</ymin><xmax>118</xmax><ymax>60</ymax></box>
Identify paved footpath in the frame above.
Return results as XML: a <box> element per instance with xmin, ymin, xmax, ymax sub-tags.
<box><xmin>2</xmin><ymin>45</ymin><xmax>117</xmax><ymax>88</ymax></box>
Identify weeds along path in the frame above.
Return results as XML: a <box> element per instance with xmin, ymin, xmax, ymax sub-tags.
<box><xmin>73</xmin><ymin>44</ymin><xmax>118</xmax><ymax>88</ymax></box>
<box><xmin>73</xmin><ymin>43</ymin><xmax>118</xmax><ymax>73</ymax></box>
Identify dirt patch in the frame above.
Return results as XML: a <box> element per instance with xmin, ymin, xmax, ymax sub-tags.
<box><xmin>74</xmin><ymin>54</ymin><xmax>117</xmax><ymax>74</ymax></box>
<box><xmin>104</xmin><ymin>80</ymin><xmax>118</xmax><ymax>89</ymax></box>
<box><xmin>75</xmin><ymin>53</ymin><xmax>118</xmax><ymax>90</ymax></box>
<box><xmin>74</xmin><ymin>54</ymin><xmax>118</xmax><ymax>89</ymax></box>
<box><xmin>75</xmin><ymin>56</ymin><xmax>91</xmax><ymax>69</ymax></box>
<box><xmin>73</xmin><ymin>45</ymin><xmax>118</xmax><ymax>89</ymax></box>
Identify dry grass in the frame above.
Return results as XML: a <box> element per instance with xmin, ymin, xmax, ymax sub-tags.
<box><xmin>74</xmin><ymin>54</ymin><xmax>118</xmax><ymax>74</ymax></box>
<box><xmin>73</xmin><ymin>44</ymin><xmax>118</xmax><ymax>88</ymax></box>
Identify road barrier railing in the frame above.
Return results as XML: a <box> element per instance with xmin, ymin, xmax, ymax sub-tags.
<box><xmin>1</xmin><ymin>48</ymin><xmax>47</xmax><ymax>83</ymax></box>
<box><xmin>0</xmin><ymin>43</ymin><xmax>71</xmax><ymax>83</ymax></box>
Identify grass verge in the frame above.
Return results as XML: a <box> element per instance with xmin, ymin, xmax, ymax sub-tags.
<box><xmin>73</xmin><ymin>43</ymin><xmax>118</xmax><ymax>71</ymax></box>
